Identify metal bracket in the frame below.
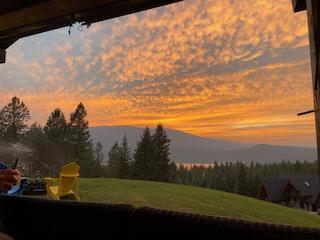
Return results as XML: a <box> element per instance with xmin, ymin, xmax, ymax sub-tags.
<box><xmin>299</xmin><ymin>94</ymin><xmax>320</xmax><ymax>116</ymax></box>
<box><xmin>297</xmin><ymin>109</ymin><xmax>316</xmax><ymax>116</ymax></box>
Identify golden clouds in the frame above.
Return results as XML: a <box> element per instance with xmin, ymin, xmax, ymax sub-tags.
<box><xmin>0</xmin><ymin>0</ymin><xmax>315</xmax><ymax>146</ymax></box>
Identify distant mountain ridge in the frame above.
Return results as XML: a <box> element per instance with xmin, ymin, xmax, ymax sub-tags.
<box><xmin>89</xmin><ymin>126</ymin><xmax>317</xmax><ymax>164</ymax></box>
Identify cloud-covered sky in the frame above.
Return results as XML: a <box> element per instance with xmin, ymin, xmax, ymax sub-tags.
<box><xmin>0</xmin><ymin>0</ymin><xmax>316</xmax><ymax>147</ymax></box>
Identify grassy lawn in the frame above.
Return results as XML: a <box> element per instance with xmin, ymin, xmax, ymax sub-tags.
<box><xmin>78</xmin><ymin>178</ymin><xmax>320</xmax><ymax>228</ymax></box>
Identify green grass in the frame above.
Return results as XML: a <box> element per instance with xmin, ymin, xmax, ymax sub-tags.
<box><xmin>78</xmin><ymin>178</ymin><xmax>320</xmax><ymax>228</ymax></box>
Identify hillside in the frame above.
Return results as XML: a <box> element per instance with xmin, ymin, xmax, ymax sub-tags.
<box><xmin>89</xmin><ymin>126</ymin><xmax>317</xmax><ymax>163</ymax></box>
<box><xmin>79</xmin><ymin>178</ymin><xmax>320</xmax><ymax>228</ymax></box>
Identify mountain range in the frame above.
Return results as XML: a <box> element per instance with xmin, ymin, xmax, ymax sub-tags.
<box><xmin>89</xmin><ymin>126</ymin><xmax>317</xmax><ymax>164</ymax></box>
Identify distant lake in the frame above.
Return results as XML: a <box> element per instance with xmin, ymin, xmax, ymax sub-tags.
<box><xmin>178</xmin><ymin>163</ymin><xmax>218</xmax><ymax>169</ymax></box>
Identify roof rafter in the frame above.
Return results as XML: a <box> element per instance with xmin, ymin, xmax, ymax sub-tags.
<box><xmin>0</xmin><ymin>0</ymin><xmax>182</xmax><ymax>63</ymax></box>
<box><xmin>0</xmin><ymin>0</ymin><xmax>50</xmax><ymax>15</ymax></box>
<box><xmin>0</xmin><ymin>0</ymin><xmax>182</xmax><ymax>43</ymax></box>
<box><xmin>0</xmin><ymin>0</ymin><xmax>182</xmax><ymax>57</ymax></box>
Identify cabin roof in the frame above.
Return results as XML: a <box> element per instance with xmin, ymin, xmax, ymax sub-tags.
<box><xmin>261</xmin><ymin>174</ymin><xmax>320</xmax><ymax>203</ymax></box>
<box><xmin>279</xmin><ymin>174</ymin><xmax>319</xmax><ymax>197</ymax></box>
<box><xmin>261</xmin><ymin>178</ymin><xmax>289</xmax><ymax>202</ymax></box>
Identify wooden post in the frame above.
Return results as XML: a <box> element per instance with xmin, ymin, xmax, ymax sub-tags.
<box><xmin>306</xmin><ymin>0</ymin><xmax>320</xmax><ymax>188</ymax></box>
<box><xmin>293</xmin><ymin>0</ymin><xmax>320</xmax><ymax>187</ymax></box>
<box><xmin>0</xmin><ymin>49</ymin><xmax>5</xmax><ymax>63</ymax></box>
<box><xmin>0</xmin><ymin>39</ymin><xmax>16</xmax><ymax>64</ymax></box>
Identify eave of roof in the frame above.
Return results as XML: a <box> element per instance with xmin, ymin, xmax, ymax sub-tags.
<box><xmin>0</xmin><ymin>0</ymin><xmax>183</xmax><ymax>46</ymax></box>
<box><xmin>0</xmin><ymin>0</ymin><xmax>50</xmax><ymax>15</ymax></box>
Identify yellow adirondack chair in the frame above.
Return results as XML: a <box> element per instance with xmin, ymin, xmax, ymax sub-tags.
<box><xmin>45</xmin><ymin>162</ymin><xmax>80</xmax><ymax>200</ymax></box>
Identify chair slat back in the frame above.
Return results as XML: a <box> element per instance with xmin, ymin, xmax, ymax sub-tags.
<box><xmin>58</xmin><ymin>162</ymin><xmax>80</xmax><ymax>196</ymax></box>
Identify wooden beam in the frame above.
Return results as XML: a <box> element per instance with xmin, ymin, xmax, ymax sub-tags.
<box><xmin>0</xmin><ymin>0</ymin><xmax>182</xmax><ymax>45</ymax></box>
<box><xmin>0</xmin><ymin>0</ymin><xmax>50</xmax><ymax>15</ymax></box>
<box><xmin>294</xmin><ymin>0</ymin><xmax>320</xmax><ymax>187</ymax></box>
<box><xmin>308</xmin><ymin>0</ymin><xmax>320</xmax><ymax>190</ymax></box>
<box><xmin>0</xmin><ymin>49</ymin><xmax>5</xmax><ymax>64</ymax></box>
<box><xmin>292</xmin><ymin>0</ymin><xmax>306</xmax><ymax>12</ymax></box>
<box><xmin>0</xmin><ymin>39</ymin><xmax>18</xmax><ymax>63</ymax></box>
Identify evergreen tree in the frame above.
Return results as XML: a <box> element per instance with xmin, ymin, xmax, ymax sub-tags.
<box><xmin>23</xmin><ymin>122</ymin><xmax>51</xmax><ymax>175</ymax></box>
<box><xmin>247</xmin><ymin>173</ymin><xmax>254</xmax><ymax>196</ymax></box>
<box><xmin>169</xmin><ymin>162</ymin><xmax>177</xmax><ymax>182</ymax></box>
<box><xmin>44</xmin><ymin>108</ymin><xmax>67</xmax><ymax>143</ymax></box>
<box><xmin>238</xmin><ymin>163</ymin><xmax>248</xmax><ymax>195</ymax></box>
<box><xmin>152</xmin><ymin>124</ymin><xmax>171</xmax><ymax>182</ymax></box>
<box><xmin>107</xmin><ymin>141</ymin><xmax>122</xmax><ymax>178</ymax></box>
<box><xmin>0</xmin><ymin>96</ymin><xmax>30</xmax><ymax>143</ymax></box>
<box><xmin>132</xmin><ymin>127</ymin><xmax>154</xmax><ymax>180</ymax></box>
<box><xmin>252</xmin><ymin>174</ymin><xmax>261</xmax><ymax>197</ymax></box>
<box><xmin>118</xmin><ymin>135</ymin><xmax>131</xmax><ymax>179</ymax></box>
<box><xmin>67</xmin><ymin>103</ymin><xmax>95</xmax><ymax>177</ymax></box>
<box><xmin>43</xmin><ymin>108</ymin><xmax>69</xmax><ymax>175</ymax></box>
<box><xmin>174</xmin><ymin>161</ymin><xmax>318</xmax><ymax>197</ymax></box>
<box><xmin>95</xmin><ymin>141</ymin><xmax>104</xmax><ymax>177</ymax></box>
<box><xmin>95</xmin><ymin>142</ymin><xmax>104</xmax><ymax>166</ymax></box>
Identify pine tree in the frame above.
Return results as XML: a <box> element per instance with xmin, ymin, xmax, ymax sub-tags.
<box><xmin>67</xmin><ymin>103</ymin><xmax>95</xmax><ymax>177</ymax></box>
<box><xmin>252</xmin><ymin>174</ymin><xmax>261</xmax><ymax>197</ymax></box>
<box><xmin>95</xmin><ymin>142</ymin><xmax>104</xmax><ymax>166</ymax></box>
<box><xmin>43</xmin><ymin>108</ymin><xmax>69</xmax><ymax>175</ymax></box>
<box><xmin>95</xmin><ymin>141</ymin><xmax>104</xmax><ymax>177</ymax></box>
<box><xmin>152</xmin><ymin>124</ymin><xmax>171</xmax><ymax>182</ymax></box>
<box><xmin>132</xmin><ymin>127</ymin><xmax>154</xmax><ymax>180</ymax></box>
<box><xmin>238</xmin><ymin>163</ymin><xmax>248</xmax><ymax>196</ymax></box>
<box><xmin>169</xmin><ymin>162</ymin><xmax>177</xmax><ymax>182</ymax></box>
<box><xmin>44</xmin><ymin>108</ymin><xmax>67</xmax><ymax>143</ymax></box>
<box><xmin>0</xmin><ymin>96</ymin><xmax>30</xmax><ymax>143</ymax></box>
<box><xmin>118</xmin><ymin>135</ymin><xmax>131</xmax><ymax>179</ymax></box>
<box><xmin>107</xmin><ymin>141</ymin><xmax>122</xmax><ymax>178</ymax></box>
<box><xmin>23</xmin><ymin>122</ymin><xmax>51</xmax><ymax>176</ymax></box>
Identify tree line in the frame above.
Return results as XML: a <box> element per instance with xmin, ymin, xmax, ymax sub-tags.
<box><xmin>174</xmin><ymin>160</ymin><xmax>318</xmax><ymax>197</ymax></box>
<box><xmin>0</xmin><ymin>96</ymin><xmax>318</xmax><ymax>197</ymax></box>
<box><xmin>0</xmin><ymin>96</ymin><xmax>175</xmax><ymax>180</ymax></box>
<box><xmin>0</xmin><ymin>96</ymin><xmax>96</xmax><ymax>177</ymax></box>
<box><xmin>102</xmin><ymin>126</ymin><xmax>176</xmax><ymax>182</ymax></box>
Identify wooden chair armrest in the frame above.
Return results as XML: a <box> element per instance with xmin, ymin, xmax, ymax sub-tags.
<box><xmin>44</xmin><ymin>178</ymin><xmax>53</xmax><ymax>188</ymax></box>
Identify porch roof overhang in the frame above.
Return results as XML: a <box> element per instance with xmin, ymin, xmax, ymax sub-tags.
<box><xmin>0</xmin><ymin>0</ymin><xmax>182</xmax><ymax>63</ymax></box>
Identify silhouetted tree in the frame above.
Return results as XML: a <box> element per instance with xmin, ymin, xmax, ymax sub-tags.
<box><xmin>132</xmin><ymin>127</ymin><xmax>154</xmax><ymax>180</ymax></box>
<box><xmin>67</xmin><ymin>103</ymin><xmax>95</xmax><ymax>177</ymax></box>
<box><xmin>0</xmin><ymin>96</ymin><xmax>30</xmax><ymax>143</ymax></box>
<box><xmin>41</xmin><ymin>108</ymin><xmax>71</xmax><ymax>174</ymax></box>
<box><xmin>44</xmin><ymin>108</ymin><xmax>67</xmax><ymax>143</ymax></box>
<box><xmin>107</xmin><ymin>141</ymin><xmax>122</xmax><ymax>178</ymax></box>
<box><xmin>95</xmin><ymin>142</ymin><xmax>104</xmax><ymax>166</ymax></box>
<box><xmin>152</xmin><ymin>124</ymin><xmax>171</xmax><ymax>182</ymax></box>
<box><xmin>118</xmin><ymin>135</ymin><xmax>131</xmax><ymax>179</ymax></box>
<box><xmin>23</xmin><ymin>122</ymin><xmax>50</xmax><ymax>175</ymax></box>
<box><xmin>238</xmin><ymin>163</ymin><xmax>248</xmax><ymax>195</ymax></box>
<box><xmin>95</xmin><ymin>141</ymin><xmax>104</xmax><ymax>177</ymax></box>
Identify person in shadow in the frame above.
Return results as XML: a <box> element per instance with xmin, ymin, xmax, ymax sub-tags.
<box><xmin>0</xmin><ymin>169</ymin><xmax>20</xmax><ymax>192</ymax></box>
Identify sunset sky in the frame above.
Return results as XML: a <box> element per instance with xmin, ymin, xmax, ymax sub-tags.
<box><xmin>0</xmin><ymin>0</ymin><xmax>316</xmax><ymax>147</ymax></box>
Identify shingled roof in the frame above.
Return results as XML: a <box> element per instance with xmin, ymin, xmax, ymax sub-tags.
<box><xmin>279</xmin><ymin>174</ymin><xmax>320</xmax><ymax>198</ymax></box>
<box><xmin>260</xmin><ymin>178</ymin><xmax>289</xmax><ymax>202</ymax></box>
<box><xmin>260</xmin><ymin>174</ymin><xmax>320</xmax><ymax>203</ymax></box>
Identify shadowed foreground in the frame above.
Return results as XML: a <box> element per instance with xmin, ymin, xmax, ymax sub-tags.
<box><xmin>79</xmin><ymin>178</ymin><xmax>320</xmax><ymax>228</ymax></box>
